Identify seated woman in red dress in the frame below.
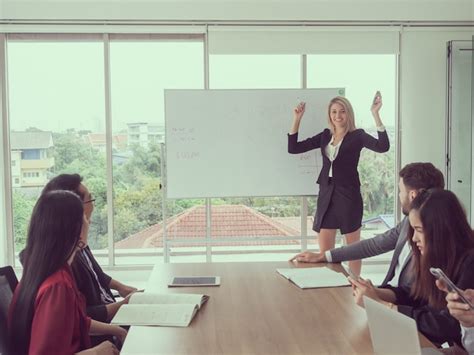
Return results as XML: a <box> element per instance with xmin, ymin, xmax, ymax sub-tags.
<box><xmin>8</xmin><ymin>190</ymin><xmax>126</xmax><ymax>355</ymax></box>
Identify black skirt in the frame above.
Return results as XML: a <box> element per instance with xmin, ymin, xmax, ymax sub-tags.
<box><xmin>312</xmin><ymin>180</ymin><xmax>363</xmax><ymax>234</ymax></box>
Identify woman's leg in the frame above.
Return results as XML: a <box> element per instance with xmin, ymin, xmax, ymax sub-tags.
<box><xmin>344</xmin><ymin>228</ymin><xmax>362</xmax><ymax>276</ymax></box>
<box><xmin>317</xmin><ymin>228</ymin><xmax>338</xmax><ymax>253</ymax></box>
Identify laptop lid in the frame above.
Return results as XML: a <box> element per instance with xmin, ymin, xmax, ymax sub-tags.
<box><xmin>364</xmin><ymin>296</ymin><xmax>423</xmax><ymax>355</ymax></box>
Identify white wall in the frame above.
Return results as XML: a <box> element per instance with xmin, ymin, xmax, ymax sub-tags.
<box><xmin>0</xmin><ymin>35</ymin><xmax>7</xmax><ymax>266</ymax></box>
<box><xmin>1</xmin><ymin>0</ymin><xmax>473</xmax><ymax>22</ymax></box>
<box><xmin>400</xmin><ymin>28</ymin><xmax>474</xmax><ymax>177</ymax></box>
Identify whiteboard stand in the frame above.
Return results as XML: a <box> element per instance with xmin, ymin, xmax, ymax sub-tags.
<box><xmin>206</xmin><ymin>199</ymin><xmax>212</xmax><ymax>263</ymax></box>
<box><xmin>161</xmin><ymin>143</ymin><xmax>170</xmax><ymax>263</ymax></box>
<box><xmin>301</xmin><ymin>197</ymin><xmax>308</xmax><ymax>251</ymax></box>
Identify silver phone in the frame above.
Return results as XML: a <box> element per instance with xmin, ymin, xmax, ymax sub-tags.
<box><xmin>430</xmin><ymin>267</ymin><xmax>474</xmax><ymax>309</ymax></box>
<box><xmin>342</xmin><ymin>263</ymin><xmax>360</xmax><ymax>281</ymax></box>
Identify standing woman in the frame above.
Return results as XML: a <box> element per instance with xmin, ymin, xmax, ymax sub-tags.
<box><xmin>8</xmin><ymin>190</ymin><xmax>125</xmax><ymax>355</ymax></box>
<box><xmin>289</xmin><ymin>93</ymin><xmax>389</xmax><ymax>275</ymax></box>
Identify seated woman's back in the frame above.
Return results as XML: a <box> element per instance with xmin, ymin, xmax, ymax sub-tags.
<box><xmin>8</xmin><ymin>190</ymin><xmax>90</xmax><ymax>354</ymax></box>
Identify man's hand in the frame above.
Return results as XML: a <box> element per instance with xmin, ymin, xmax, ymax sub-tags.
<box><xmin>289</xmin><ymin>251</ymin><xmax>326</xmax><ymax>263</ymax></box>
<box><xmin>118</xmin><ymin>284</ymin><xmax>138</xmax><ymax>298</ymax></box>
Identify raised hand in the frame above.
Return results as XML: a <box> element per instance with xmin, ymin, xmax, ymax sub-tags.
<box><xmin>371</xmin><ymin>91</ymin><xmax>382</xmax><ymax>115</ymax></box>
<box><xmin>293</xmin><ymin>102</ymin><xmax>306</xmax><ymax>121</ymax></box>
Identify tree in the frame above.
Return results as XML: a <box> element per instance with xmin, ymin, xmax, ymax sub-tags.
<box><xmin>13</xmin><ymin>191</ymin><xmax>36</xmax><ymax>250</ymax></box>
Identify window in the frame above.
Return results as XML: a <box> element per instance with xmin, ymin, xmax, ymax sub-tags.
<box><xmin>3</xmin><ymin>33</ymin><xmax>398</xmax><ymax>267</ymax></box>
<box><xmin>205</xmin><ymin>54</ymin><xmax>304</xmax><ymax>262</ymax></box>
<box><xmin>109</xmin><ymin>37</ymin><xmax>204</xmax><ymax>265</ymax></box>
<box><xmin>7</xmin><ymin>37</ymin><xmax>107</xmax><ymax>263</ymax></box>
<box><xmin>307</xmin><ymin>54</ymin><xmax>397</xmax><ymax>222</ymax></box>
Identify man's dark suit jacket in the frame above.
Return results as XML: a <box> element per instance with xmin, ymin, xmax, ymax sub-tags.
<box><xmin>71</xmin><ymin>246</ymin><xmax>114</xmax><ymax>322</ymax></box>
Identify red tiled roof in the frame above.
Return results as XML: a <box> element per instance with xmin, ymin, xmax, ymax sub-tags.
<box><xmin>84</xmin><ymin>133</ymin><xmax>128</xmax><ymax>146</ymax></box>
<box><xmin>115</xmin><ymin>204</ymin><xmax>301</xmax><ymax>249</ymax></box>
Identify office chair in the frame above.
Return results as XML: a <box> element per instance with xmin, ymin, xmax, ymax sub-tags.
<box><xmin>0</xmin><ymin>266</ymin><xmax>18</xmax><ymax>355</ymax></box>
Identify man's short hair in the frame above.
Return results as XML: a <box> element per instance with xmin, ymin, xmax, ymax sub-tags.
<box><xmin>399</xmin><ymin>162</ymin><xmax>444</xmax><ymax>190</ymax></box>
<box><xmin>42</xmin><ymin>173</ymin><xmax>84</xmax><ymax>199</ymax></box>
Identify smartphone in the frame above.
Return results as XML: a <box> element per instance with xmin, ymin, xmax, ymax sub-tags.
<box><xmin>168</xmin><ymin>276</ymin><xmax>221</xmax><ymax>287</ymax></box>
<box><xmin>342</xmin><ymin>263</ymin><xmax>360</xmax><ymax>281</ymax></box>
<box><xmin>430</xmin><ymin>267</ymin><xmax>474</xmax><ymax>309</ymax></box>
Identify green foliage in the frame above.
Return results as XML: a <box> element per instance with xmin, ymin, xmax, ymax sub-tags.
<box><xmin>13</xmin><ymin>129</ymin><xmax>395</xmax><ymax>251</ymax></box>
<box><xmin>12</xmin><ymin>191</ymin><xmax>36</xmax><ymax>250</ymax></box>
<box><xmin>52</xmin><ymin>132</ymin><xmax>98</xmax><ymax>172</ymax></box>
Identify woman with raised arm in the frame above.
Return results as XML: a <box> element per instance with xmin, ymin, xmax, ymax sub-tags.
<box><xmin>8</xmin><ymin>190</ymin><xmax>126</xmax><ymax>355</ymax></box>
<box><xmin>289</xmin><ymin>92</ymin><xmax>389</xmax><ymax>275</ymax></box>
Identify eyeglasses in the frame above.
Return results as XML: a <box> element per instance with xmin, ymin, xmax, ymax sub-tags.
<box><xmin>83</xmin><ymin>198</ymin><xmax>96</xmax><ymax>205</ymax></box>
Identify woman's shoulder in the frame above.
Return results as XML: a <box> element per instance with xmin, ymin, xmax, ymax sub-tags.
<box><xmin>461</xmin><ymin>249</ymin><xmax>474</xmax><ymax>266</ymax></box>
<box><xmin>37</xmin><ymin>265</ymin><xmax>75</xmax><ymax>295</ymax></box>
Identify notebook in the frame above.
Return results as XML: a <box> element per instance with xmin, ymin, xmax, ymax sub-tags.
<box><xmin>364</xmin><ymin>296</ymin><xmax>442</xmax><ymax>355</ymax></box>
<box><xmin>276</xmin><ymin>267</ymin><xmax>350</xmax><ymax>289</ymax></box>
<box><xmin>111</xmin><ymin>292</ymin><xmax>209</xmax><ymax>327</ymax></box>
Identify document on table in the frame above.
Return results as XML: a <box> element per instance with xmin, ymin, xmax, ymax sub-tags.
<box><xmin>111</xmin><ymin>292</ymin><xmax>209</xmax><ymax>327</ymax></box>
<box><xmin>276</xmin><ymin>267</ymin><xmax>350</xmax><ymax>289</ymax></box>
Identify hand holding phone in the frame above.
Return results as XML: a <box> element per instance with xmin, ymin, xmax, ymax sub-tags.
<box><xmin>343</xmin><ymin>263</ymin><xmax>360</xmax><ymax>281</ymax></box>
<box><xmin>430</xmin><ymin>267</ymin><xmax>474</xmax><ymax>309</ymax></box>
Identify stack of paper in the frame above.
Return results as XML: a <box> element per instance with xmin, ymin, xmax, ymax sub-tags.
<box><xmin>277</xmin><ymin>267</ymin><xmax>350</xmax><ymax>289</ymax></box>
<box><xmin>111</xmin><ymin>292</ymin><xmax>209</xmax><ymax>327</ymax></box>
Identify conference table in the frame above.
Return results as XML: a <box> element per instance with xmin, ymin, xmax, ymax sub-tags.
<box><xmin>121</xmin><ymin>261</ymin><xmax>435</xmax><ymax>354</ymax></box>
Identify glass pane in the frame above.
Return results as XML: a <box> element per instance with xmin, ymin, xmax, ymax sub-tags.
<box><xmin>7</xmin><ymin>40</ymin><xmax>107</xmax><ymax>265</ymax></box>
<box><xmin>110</xmin><ymin>40</ymin><xmax>204</xmax><ymax>265</ymax></box>
<box><xmin>448</xmin><ymin>41</ymin><xmax>472</xmax><ymax>222</ymax></box>
<box><xmin>208</xmin><ymin>54</ymin><xmax>303</xmax><ymax>261</ymax></box>
<box><xmin>307</xmin><ymin>54</ymin><xmax>397</xmax><ymax>267</ymax></box>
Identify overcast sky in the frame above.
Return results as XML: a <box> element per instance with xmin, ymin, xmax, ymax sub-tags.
<box><xmin>7</xmin><ymin>40</ymin><xmax>395</xmax><ymax>133</ymax></box>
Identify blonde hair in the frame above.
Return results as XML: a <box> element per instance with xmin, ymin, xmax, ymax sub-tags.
<box><xmin>327</xmin><ymin>96</ymin><xmax>356</xmax><ymax>134</ymax></box>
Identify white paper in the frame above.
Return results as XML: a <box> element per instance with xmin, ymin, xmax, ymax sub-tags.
<box><xmin>129</xmin><ymin>292</ymin><xmax>208</xmax><ymax>308</ymax></box>
<box><xmin>277</xmin><ymin>267</ymin><xmax>350</xmax><ymax>289</ymax></box>
<box><xmin>111</xmin><ymin>304</ymin><xmax>198</xmax><ymax>327</ymax></box>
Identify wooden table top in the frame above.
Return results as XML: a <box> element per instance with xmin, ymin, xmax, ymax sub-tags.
<box><xmin>121</xmin><ymin>261</ymin><xmax>434</xmax><ymax>355</ymax></box>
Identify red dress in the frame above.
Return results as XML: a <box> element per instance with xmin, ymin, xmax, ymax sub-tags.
<box><xmin>9</xmin><ymin>264</ymin><xmax>92</xmax><ymax>355</ymax></box>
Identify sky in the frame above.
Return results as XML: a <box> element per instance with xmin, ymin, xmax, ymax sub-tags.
<box><xmin>6</xmin><ymin>40</ymin><xmax>396</xmax><ymax>133</ymax></box>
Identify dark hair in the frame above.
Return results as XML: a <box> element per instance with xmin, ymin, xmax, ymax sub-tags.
<box><xmin>399</xmin><ymin>163</ymin><xmax>444</xmax><ymax>190</ymax></box>
<box><xmin>42</xmin><ymin>173</ymin><xmax>84</xmax><ymax>199</ymax></box>
<box><xmin>408</xmin><ymin>189</ymin><xmax>474</xmax><ymax>309</ymax></box>
<box><xmin>9</xmin><ymin>190</ymin><xmax>84</xmax><ymax>354</ymax></box>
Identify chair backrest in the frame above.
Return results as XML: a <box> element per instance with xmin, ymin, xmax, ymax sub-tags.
<box><xmin>0</xmin><ymin>266</ymin><xmax>18</xmax><ymax>355</ymax></box>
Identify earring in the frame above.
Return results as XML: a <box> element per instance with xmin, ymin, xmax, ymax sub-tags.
<box><xmin>77</xmin><ymin>240</ymin><xmax>86</xmax><ymax>250</ymax></box>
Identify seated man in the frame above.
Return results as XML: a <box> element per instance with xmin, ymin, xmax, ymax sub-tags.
<box><xmin>42</xmin><ymin>174</ymin><xmax>137</xmax><ymax>323</ymax></box>
<box><xmin>291</xmin><ymin>162</ymin><xmax>444</xmax><ymax>287</ymax></box>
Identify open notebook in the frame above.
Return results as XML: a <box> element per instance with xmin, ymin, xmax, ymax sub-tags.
<box><xmin>111</xmin><ymin>292</ymin><xmax>209</xmax><ymax>327</ymax></box>
<box><xmin>277</xmin><ymin>267</ymin><xmax>350</xmax><ymax>289</ymax></box>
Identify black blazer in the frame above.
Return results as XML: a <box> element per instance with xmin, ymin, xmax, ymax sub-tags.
<box><xmin>71</xmin><ymin>247</ymin><xmax>114</xmax><ymax>322</ymax></box>
<box><xmin>382</xmin><ymin>252</ymin><xmax>474</xmax><ymax>346</ymax></box>
<box><xmin>288</xmin><ymin>128</ymin><xmax>389</xmax><ymax>186</ymax></box>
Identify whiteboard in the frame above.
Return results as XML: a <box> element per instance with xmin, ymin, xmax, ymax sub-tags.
<box><xmin>165</xmin><ymin>88</ymin><xmax>344</xmax><ymax>198</ymax></box>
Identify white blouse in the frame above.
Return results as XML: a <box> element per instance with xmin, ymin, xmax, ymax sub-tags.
<box><xmin>324</xmin><ymin>126</ymin><xmax>386</xmax><ymax>178</ymax></box>
<box><xmin>325</xmin><ymin>136</ymin><xmax>344</xmax><ymax>177</ymax></box>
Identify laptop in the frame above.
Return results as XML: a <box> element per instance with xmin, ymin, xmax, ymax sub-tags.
<box><xmin>364</xmin><ymin>296</ymin><xmax>442</xmax><ymax>355</ymax></box>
